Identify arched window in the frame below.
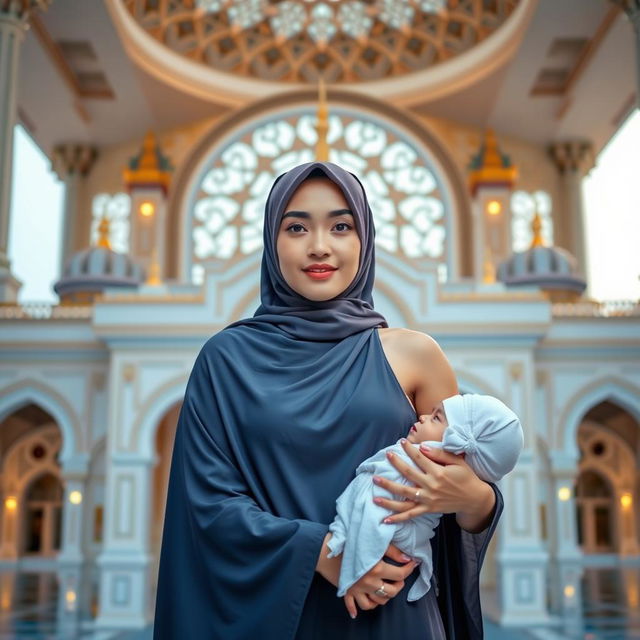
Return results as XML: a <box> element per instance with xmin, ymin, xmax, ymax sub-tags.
<box><xmin>184</xmin><ymin>106</ymin><xmax>456</xmax><ymax>284</ymax></box>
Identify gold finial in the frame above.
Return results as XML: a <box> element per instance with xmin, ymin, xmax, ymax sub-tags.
<box><xmin>146</xmin><ymin>247</ymin><xmax>162</xmax><ymax>286</ymax></box>
<box><xmin>483</xmin><ymin>244</ymin><xmax>496</xmax><ymax>283</ymax></box>
<box><xmin>530</xmin><ymin>208</ymin><xmax>544</xmax><ymax>248</ymax></box>
<box><xmin>96</xmin><ymin>214</ymin><xmax>112</xmax><ymax>250</ymax></box>
<box><xmin>468</xmin><ymin>129</ymin><xmax>518</xmax><ymax>196</ymax></box>
<box><xmin>315</xmin><ymin>76</ymin><xmax>329</xmax><ymax>162</ymax></box>
<box><xmin>139</xmin><ymin>131</ymin><xmax>159</xmax><ymax>170</ymax></box>
<box><xmin>123</xmin><ymin>130</ymin><xmax>172</xmax><ymax>193</ymax></box>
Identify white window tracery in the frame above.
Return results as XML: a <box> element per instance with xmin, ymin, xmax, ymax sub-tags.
<box><xmin>90</xmin><ymin>193</ymin><xmax>131</xmax><ymax>253</ymax></box>
<box><xmin>511</xmin><ymin>190</ymin><xmax>554</xmax><ymax>252</ymax></box>
<box><xmin>187</xmin><ymin>107</ymin><xmax>453</xmax><ymax>285</ymax></box>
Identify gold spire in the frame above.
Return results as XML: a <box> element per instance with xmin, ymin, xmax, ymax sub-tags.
<box><xmin>483</xmin><ymin>244</ymin><xmax>496</xmax><ymax>283</ymax></box>
<box><xmin>123</xmin><ymin>131</ymin><xmax>172</xmax><ymax>193</ymax></box>
<box><xmin>530</xmin><ymin>209</ymin><xmax>544</xmax><ymax>248</ymax></box>
<box><xmin>468</xmin><ymin>129</ymin><xmax>518</xmax><ymax>195</ymax></box>
<box><xmin>145</xmin><ymin>247</ymin><xmax>162</xmax><ymax>286</ymax></box>
<box><xmin>95</xmin><ymin>214</ymin><xmax>112</xmax><ymax>250</ymax></box>
<box><xmin>315</xmin><ymin>76</ymin><xmax>329</xmax><ymax>162</ymax></box>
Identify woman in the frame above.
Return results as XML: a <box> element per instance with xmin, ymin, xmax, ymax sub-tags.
<box><xmin>153</xmin><ymin>161</ymin><xmax>503</xmax><ymax>639</ymax></box>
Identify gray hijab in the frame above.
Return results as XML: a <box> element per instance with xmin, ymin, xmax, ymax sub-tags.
<box><xmin>226</xmin><ymin>161</ymin><xmax>388</xmax><ymax>341</ymax></box>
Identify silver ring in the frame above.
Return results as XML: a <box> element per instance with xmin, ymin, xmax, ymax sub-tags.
<box><xmin>374</xmin><ymin>582</ymin><xmax>388</xmax><ymax>597</ymax></box>
<box><xmin>414</xmin><ymin>489</ymin><xmax>422</xmax><ymax>500</ymax></box>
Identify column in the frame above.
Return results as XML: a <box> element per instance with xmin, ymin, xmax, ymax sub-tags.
<box><xmin>0</xmin><ymin>490</ymin><xmax>19</xmax><ymax>559</ymax></box>
<box><xmin>94</xmin><ymin>454</ymin><xmax>156</xmax><ymax>635</ymax></box>
<box><xmin>549</xmin><ymin>453</ymin><xmax>585</xmax><ymax>637</ymax></box>
<box><xmin>57</xmin><ymin>454</ymin><xmax>89</xmax><ymax>638</ymax></box>
<box><xmin>617</xmin><ymin>486</ymin><xmax>639</xmax><ymax>555</ymax></box>
<box><xmin>548</xmin><ymin>140</ymin><xmax>594</xmax><ymax>278</ymax></box>
<box><xmin>51</xmin><ymin>144</ymin><xmax>98</xmax><ymax>272</ymax></box>
<box><xmin>58</xmin><ymin>455</ymin><xmax>90</xmax><ymax>565</ymax></box>
<box><xmin>495</xmin><ymin>361</ymin><xmax>551</xmax><ymax>626</ymax></box>
<box><xmin>0</xmin><ymin>1</ymin><xmax>49</xmax><ymax>301</ymax></box>
<box><xmin>611</xmin><ymin>1</ymin><xmax>640</xmax><ymax>107</ymax></box>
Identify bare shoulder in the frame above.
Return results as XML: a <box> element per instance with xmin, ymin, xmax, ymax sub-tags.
<box><xmin>385</xmin><ymin>328</ymin><xmax>458</xmax><ymax>415</ymax></box>
<box><xmin>380</xmin><ymin>327</ymin><xmax>444</xmax><ymax>363</ymax></box>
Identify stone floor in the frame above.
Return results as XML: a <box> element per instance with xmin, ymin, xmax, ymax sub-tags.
<box><xmin>0</xmin><ymin>567</ymin><xmax>637</xmax><ymax>639</ymax></box>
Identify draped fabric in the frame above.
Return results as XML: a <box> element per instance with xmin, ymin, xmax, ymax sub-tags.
<box><xmin>224</xmin><ymin>161</ymin><xmax>388</xmax><ymax>340</ymax></box>
<box><xmin>153</xmin><ymin>162</ymin><xmax>503</xmax><ymax>639</ymax></box>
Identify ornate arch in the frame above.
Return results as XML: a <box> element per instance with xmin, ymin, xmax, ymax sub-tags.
<box><xmin>0</xmin><ymin>380</ymin><xmax>83</xmax><ymax>462</ymax></box>
<box><xmin>555</xmin><ymin>377</ymin><xmax>640</xmax><ymax>457</ymax></box>
<box><xmin>129</xmin><ymin>376</ymin><xmax>189</xmax><ymax>461</ymax></box>
<box><xmin>166</xmin><ymin>88</ymin><xmax>472</xmax><ymax>281</ymax></box>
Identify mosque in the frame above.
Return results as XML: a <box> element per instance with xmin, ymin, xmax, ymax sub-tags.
<box><xmin>0</xmin><ymin>0</ymin><xmax>639</xmax><ymax>638</ymax></box>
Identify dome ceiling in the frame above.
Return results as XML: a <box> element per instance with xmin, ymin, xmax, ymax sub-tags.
<box><xmin>124</xmin><ymin>0</ymin><xmax>519</xmax><ymax>84</ymax></box>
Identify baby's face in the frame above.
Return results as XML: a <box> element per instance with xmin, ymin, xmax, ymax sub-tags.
<box><xmin>407</xmin><ymin>401</ymin><xmax>448</xmax><ymax>443</ymax></box>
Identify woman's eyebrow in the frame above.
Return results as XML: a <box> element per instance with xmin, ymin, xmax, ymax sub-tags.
<box><xmin>282</xmin><ymin>209</ymin><xmax>353</xmax><ymax>220</ymax></box>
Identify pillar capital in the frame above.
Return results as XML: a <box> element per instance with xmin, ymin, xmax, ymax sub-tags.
<box><xmin>51</xmin><ymin>144</ymin><xmax>98</xmax><ymax>180</ymax></box>
<box><xmin>611</xmin><ymin>1</ymin><xmax>640</xmax><ymax>23</ymax></box>
<box><xmin>0</xmin><ymin>0</ymin><xmax>50</xmax><ymax>22</ymax></box>
<box><xmin>548</xmin><ymin>140</ymin><xmax>595</xmax><ymax>176</ymax></box>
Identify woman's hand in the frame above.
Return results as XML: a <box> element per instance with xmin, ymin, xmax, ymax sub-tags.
<box><xmin>317</xmin><ymin>534</ymin><xmax>418</xmax><ymax>619</ymax></box>
<box><xmin>372</xmin><ymin>440</ymin><xmax>496</xmax><ymax>533</ymax></box>
<box><xmin>343</xmin><ymin>544</ymin><xmax>418</xmax><ymax>619</ymax></box>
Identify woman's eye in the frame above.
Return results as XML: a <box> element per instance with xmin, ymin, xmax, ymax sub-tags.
<box><xmin>286</xmin><ymin>222</ymin><xmax>352</xmax><ymax>233</ymax></box>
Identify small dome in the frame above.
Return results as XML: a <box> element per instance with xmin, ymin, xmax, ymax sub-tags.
<box><xmin>54</xmin><ymin>246</ymin><xmax>145</xmax><ymax>304</ymax></box>
<box><xmin>497</xmin><ymin>245</ymin><xmax>586</xmax><ymax>301</ymax></box>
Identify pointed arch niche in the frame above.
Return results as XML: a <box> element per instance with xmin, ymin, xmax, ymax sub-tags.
<box><xmin>167</xmin><ymin>90</ymin><xmax>472</xmax><ymax>285</ymax></box>
<box><xmin>576</xmin><ymin>408</ymin><xmax>639</xmax><ymax>556</ymax></box>
<box><xmin>0</xmin><ymin>406</ymin><xmax>64</xmax><ymax>560</ymax></box>
<box><xmin>149</xmin><ymin>402</ymin><xmax>181</xmax><ymax>598</ymax></box>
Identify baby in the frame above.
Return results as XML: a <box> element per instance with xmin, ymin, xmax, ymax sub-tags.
<box><xmin>326</xmin><ymin>393</ymin><xmax>524</xmax><ymax>602</ymax></box>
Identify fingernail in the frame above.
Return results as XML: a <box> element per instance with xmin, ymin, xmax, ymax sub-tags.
<box><xmin>350</xmin><ymin>612</ymin><xmax>356</xmax><ymax>619</ymax></box>
<box><xmin>400</xmin><ymin>553</ymin><xmax>411</xmax><ymax>561</ymax></box>
<box><xmin>373</xmin><ymin>497</ymin><xmax>383</xmax><ymax>505</ymax></box>
<box><xmin>386</xmin><ymin>451</ymin><xmax>395</xmax><ymax>458</ymax></box>
<box><xmin>383</xmin><ymin>517</ymin><xmax>392</xmax><ymax>524</ymax></box>
<box><xmin>400</xmin><ymin>438</ymin><xmax>407</xmax><ymax>444</ymax></box>
<box><xmin>420</xmin><ymin>445</ymin><xmax>431</xmax><ymax>452</ymax></box>
<box><xmin>373</xmin><ymin>476</ymin><xmax>381</xmax><ymax>484</ymax></box>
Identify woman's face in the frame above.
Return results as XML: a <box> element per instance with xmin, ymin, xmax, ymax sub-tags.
<box><xmin>276</xmin><ymin>177</ymin><xmax>361</xmax><ymax>302</ymax></box>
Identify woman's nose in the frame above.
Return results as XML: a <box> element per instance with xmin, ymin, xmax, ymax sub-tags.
<box><xmin>307</xmin><ymin>234</ymin><xmax>331</xmax><ymax>256</ymax></box>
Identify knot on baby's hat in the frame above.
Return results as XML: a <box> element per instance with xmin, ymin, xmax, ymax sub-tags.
<box><xmin>464</xmin><ymin>434</ymin><xmax>478</xmax><ymax>455</ymax></box>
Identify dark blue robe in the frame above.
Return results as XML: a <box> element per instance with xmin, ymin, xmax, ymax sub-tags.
<box><xmin>153</xmin><ymin>325</ymin><xmax>503</xmax><ymax>639</ymax></box>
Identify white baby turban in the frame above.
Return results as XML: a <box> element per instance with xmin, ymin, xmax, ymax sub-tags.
<box><xmin>439</xmin><ymin>394</ymin><xmax>524</xmax><ymax>483</ymax></box>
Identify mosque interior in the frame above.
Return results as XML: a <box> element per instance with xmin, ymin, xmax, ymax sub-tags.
<box><xmin>0</xmin><ymin>0</ymin><xmax>640</xmax><ymax>638</ymax></box>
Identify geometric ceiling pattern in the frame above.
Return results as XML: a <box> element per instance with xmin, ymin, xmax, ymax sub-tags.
<box><xmin>125</xmin><ymin>0</ymin><xmax>518</xmax><ymax>83</ymax></box>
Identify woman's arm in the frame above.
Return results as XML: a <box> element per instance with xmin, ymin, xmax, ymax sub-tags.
<box><xmin>373</xmin><ymin>331</ymin><xmax>496</xmax><ymax>531</ymax></box>
<box><xmin>316</xmin><ymin>533</ymin><xmax>341</xmax><ymax>584</ymax></box>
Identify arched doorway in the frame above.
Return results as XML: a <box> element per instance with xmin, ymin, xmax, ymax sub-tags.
<box><xmin>21</xmin><ymin>473</ymin><xmax>63</xmax><ymax>557</ymax></box>
<box><xmin>575</xmin><ymin>470</ymin><xmax>615</xmax><ymax>553</ymax></box>
<box><xmin>0</xmin><ymin>406</ymin><xmax>63</xmax><ymax>561</ymax></box>
<box><xmin>149</xmin><ymin>403</ymin><xmax>180</xmax><ymax>600</ymax></box>
<box><xmin>575</xmin><ymin>401</ymin><xmax>639</xmax><ymax>556</ymax></box>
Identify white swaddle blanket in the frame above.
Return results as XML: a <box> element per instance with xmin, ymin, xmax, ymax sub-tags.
<box><xmin>327</xmin><ymin>393</ymin><xmax>524</xmax><ymax>602</ymax></box>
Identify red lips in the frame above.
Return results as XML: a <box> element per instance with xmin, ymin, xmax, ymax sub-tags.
<box><xmin>303</xmin><ymin>263</ymin><xmax>337</xmax><ymax>271</ymax></box>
